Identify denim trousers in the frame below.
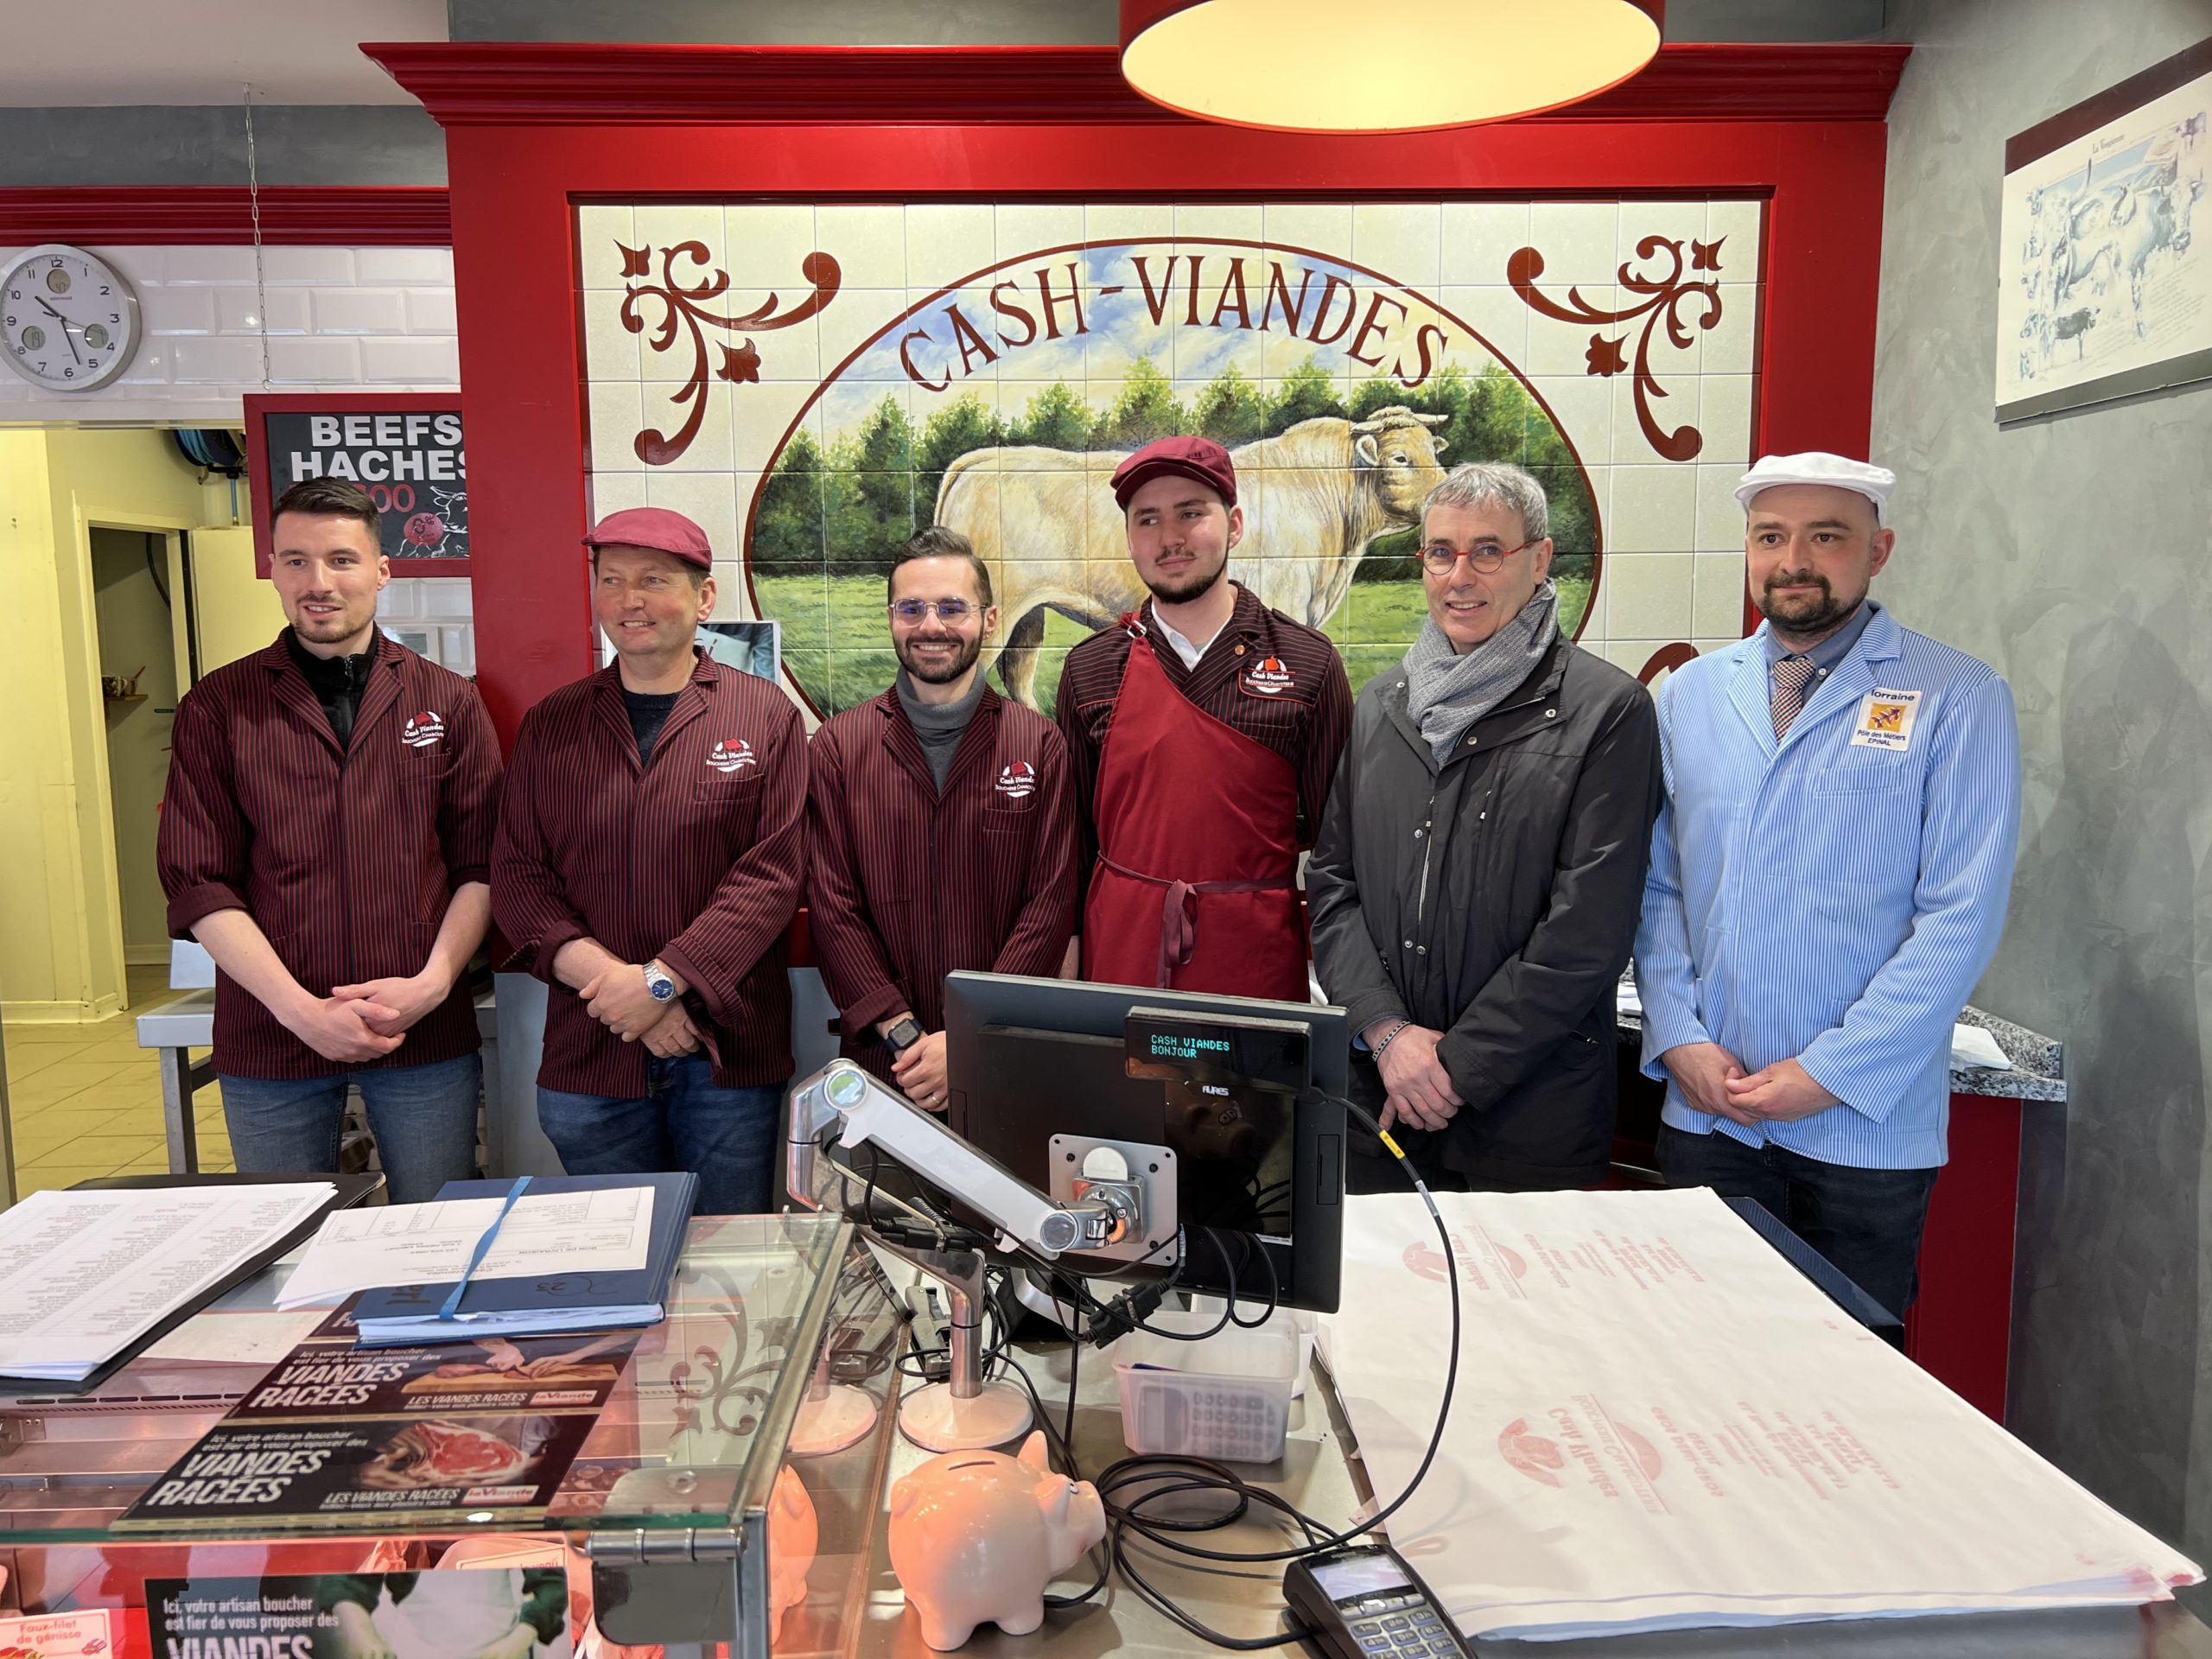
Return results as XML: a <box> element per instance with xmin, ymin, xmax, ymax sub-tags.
<box><xmin>537</xmin><ymin>1053</ymin><xmax>784</xmax><ymax>1217</ymax></box>
<box><xmin>217</xmin><ymin>1052</ymin><xmax>481</xmax><ymax>1205</ymax></box>
<box><xmin>1656</xmin><ymin>1122</ymin><xmax>1940</xmax><ymax>1318</ymax></box>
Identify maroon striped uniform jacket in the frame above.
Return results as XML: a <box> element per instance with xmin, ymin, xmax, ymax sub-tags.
<box><xmin>492</xmin><ymin>652</ymin><xmax>807</xmax><ymax>1093</ymax></box>
<box><xmin>807</xmin><ymin>685</ymin><xmax>1078</xmax><ymax>1080</ymax></box>
<box><xmin>1054</xmin><ymin>582</ymin><xmax>1355</xmax><ymax>904</ymax></box>
<box><xmin>158</xmin><ymin>629</ymin><xmax>502</xmax><ymax>1080</ymax></box>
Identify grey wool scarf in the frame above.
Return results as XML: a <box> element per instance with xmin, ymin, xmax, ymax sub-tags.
<box><xmin>1402</xmin><ymin>580</ymin><xmax>1560</xmax><ymax>766</ymax></box>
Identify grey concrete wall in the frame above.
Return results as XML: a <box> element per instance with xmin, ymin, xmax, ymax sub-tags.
<box><xmin>0</xmin><ymin>105</ymin><xmax>447</xmax><ymax>187</ymax></box>
<box><xmin>1870</xmin><ymin>0</ymin><xmax>2212</xmax><ymax>1559</ymax></box>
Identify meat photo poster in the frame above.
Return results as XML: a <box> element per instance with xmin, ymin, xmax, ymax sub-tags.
<box><xmin>118</xmin><ymin>1321</ymin><xmax>638</xmax><ymax>1530</ymax></box>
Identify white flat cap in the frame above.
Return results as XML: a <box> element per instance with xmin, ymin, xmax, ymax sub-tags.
<box><xmin>1735</xmin><ymin>452</ymin><xmax>1897</xmax><ymax>524</ymax></box>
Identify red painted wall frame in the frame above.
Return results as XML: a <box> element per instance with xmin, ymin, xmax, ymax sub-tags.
<box><xmin>365</xmin><ymin>41</ymin><xmax>1905</xmax><ymax>744</ymax></box>
<box><xmin>244</xmin><ymin>391</ymin><xmax>470</xmax><ymax>577</ymax></box>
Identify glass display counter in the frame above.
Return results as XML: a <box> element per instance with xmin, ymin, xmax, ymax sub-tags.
<box><xmin>0</xmin><ymin>1213</ymin><xmax>904</xmax><ymax>1659</ymax></box>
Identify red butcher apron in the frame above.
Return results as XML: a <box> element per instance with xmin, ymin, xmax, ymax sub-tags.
<box><xmin>1084</xmin><ymin>627</ymin><xmax>1309</xmax><ymax>1001</ymax></box>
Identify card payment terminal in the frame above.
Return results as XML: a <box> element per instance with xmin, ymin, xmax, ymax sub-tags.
<box><xmin>1283</xmin><ymin>1542</ymin><xmax>1472</xmax><ymax>1658</ymax></box>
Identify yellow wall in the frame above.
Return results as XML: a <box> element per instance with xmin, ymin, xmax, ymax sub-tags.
<box><xmin>0</xmin><ymin>429</ymin><xmax>228</xmax><ymax>1021</ymax></box>
<box><xmin>189</xmin><ymin>525</ymin><xmax>286</xmax><ymax>672</ymax></box>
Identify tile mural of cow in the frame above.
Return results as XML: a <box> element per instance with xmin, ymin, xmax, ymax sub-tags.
<box><xmin>580</xmin><ymin>201</ymin><xmax>1765</xmax><ymax>721</ymax></box>
<box><xmin>937</xmin><ymin>408</ymin><xmax>1450</xmax><ymax>709</ymax></box>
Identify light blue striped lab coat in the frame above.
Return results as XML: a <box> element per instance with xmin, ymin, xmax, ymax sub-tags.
<box><xmin>1634</xmin><ymin>602</ymin><xmax>2021</xmax><ymax>1167</ymax></box>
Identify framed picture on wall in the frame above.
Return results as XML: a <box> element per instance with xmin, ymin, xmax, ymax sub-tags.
<box><xmin>245</xmin><ymin>391</ymin><xmax>468</xmax><ymax>575</ymax></box>
<box><xmin>1995</xmin><ymin>36</ymin><xmax>2212</xmax><ymax>422</ymax></box>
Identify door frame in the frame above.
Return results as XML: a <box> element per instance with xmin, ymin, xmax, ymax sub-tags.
<box><xmin>73</xmin><ymin>510</ymin><xmax>197</xmax><ymax>1014</ymax></box>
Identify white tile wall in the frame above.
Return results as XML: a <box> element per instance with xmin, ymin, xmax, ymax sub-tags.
<box><xmin>380</xmin><ymin>578</ymin><xmax>477</xmax><ymax>677</ymax></box>
<box><xmin>0</xmin><ymin>244</ymin><xmax>458</xmax><ymax>424</ymax></box>
<box><xmin>0</xmin><ymin>243</ymin><xmax>474</xmax><ymax>664</ymax></box>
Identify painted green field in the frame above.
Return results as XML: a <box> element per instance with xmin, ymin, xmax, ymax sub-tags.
<box><xmin>755</xmin><ymin>570</ymin><xmax>1592</xmax><ymax>717</ymax></box>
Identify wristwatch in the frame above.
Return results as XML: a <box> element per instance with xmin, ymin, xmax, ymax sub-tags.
<box><xmin>643</xmin><ymin>961</ymin><xmax>678</xmax><ymax>1003</ymax></box>
<box><xmin>883</xmin><ymin>1016</ymin><xmax>923</xmax><ymax>1057</ymax></box>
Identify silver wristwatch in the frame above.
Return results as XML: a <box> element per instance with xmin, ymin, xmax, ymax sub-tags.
<box><xmin>644</xmin><ymin>961</ymin><xmax>678</xmax><ymax>1002</ymax></box>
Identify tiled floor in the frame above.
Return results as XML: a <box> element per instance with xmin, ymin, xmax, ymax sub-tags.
<box><xmin>3</xmin><ymin>966</ymin><xmax>234</xmax><ymax>1198</ymax></box>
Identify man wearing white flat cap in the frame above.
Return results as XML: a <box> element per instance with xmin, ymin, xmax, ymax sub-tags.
<box><xmin>1632</xmin><ymin>451</ymin><xmax>2021</xmax><ymax>1317</ymax></box>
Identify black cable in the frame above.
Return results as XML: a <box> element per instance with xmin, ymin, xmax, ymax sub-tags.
<box><xmin>991</xmin><ymin>1287</ymin><xmax>1112</xmax><ymax>1611</ymax></box>
<box><xmin>1137</xmin><ymin>1235</ymin><xmax>1236</xmax><ymax>1342</ymax></box>
<box><xmin>1056</xmin><ymin>1090</ymin><xmax>1460</xmax><ymax>1649</ymax></box>
<box><xmin>1064</xmin><ymin>1313</ymin><xmax>1081</xmax><ymax>1459</ymax></box>
<box><xmin>1219</xmin><ymin>1229</ymin><xmax>1279</xmax><ymax>1330</ymax></box>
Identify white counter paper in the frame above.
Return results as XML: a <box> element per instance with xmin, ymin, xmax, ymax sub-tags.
<box><xmin>1319</xmin><ymin>1188</ymin><xmax>2198</xmax><ymax>1639</ymax></box>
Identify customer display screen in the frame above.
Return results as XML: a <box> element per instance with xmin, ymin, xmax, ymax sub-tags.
<box><xmin>1123</xmin><ymin>1009</ymin><xmax>1310</xmax><ymax>1094</ymax></box>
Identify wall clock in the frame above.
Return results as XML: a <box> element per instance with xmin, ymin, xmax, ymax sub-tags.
<box><xmin>1</xmin><ymin>243</ymin><xmax>142</xmax><ymax>392</ymax></box>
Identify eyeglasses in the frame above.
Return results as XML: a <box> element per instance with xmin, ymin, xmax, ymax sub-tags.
<box><xmin>888</xmin><ymin>598</ymin><xmax>976</xmax><ymax>624</ymax></box>
<box><xmin>1421</xmin><ymin>538</ymin><xmax>1539</xmax><ymax>576</ymax></box>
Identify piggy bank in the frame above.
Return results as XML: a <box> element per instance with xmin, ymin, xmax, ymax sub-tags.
<box><xmin>769</xmin><ymin>1462</ymin><xmax>819</xmax><ymax>1644</ymax></box>
<box><xmin>887</xmin><ymin>1430</ymin><xmax>1107</xmax><ymax>1650</ymax></box>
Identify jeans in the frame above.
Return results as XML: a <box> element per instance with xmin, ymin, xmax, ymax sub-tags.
<box><xmin>537</xmin><ymin>1054</ymin><xmax>784</xmax><ymax>1216</ymax></box>
<box><xmin>1656</xmin><ymin>1122</ymin><xmax>1940</xmax><ymax>1319</ymax></box>
<box><xmin>219</xmin><ymin>1052</ymin><xmax>481</xmax><ymax>1205</ymax></box>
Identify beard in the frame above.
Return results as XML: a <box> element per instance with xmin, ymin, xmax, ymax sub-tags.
<box><xmin>1755</xmin><ymin>570</ymin><xmax>1860</xmax><ymax>638</ymax></box>
<box><xmin>1141</xmin><ymin>549</ymin><xmax>1229</xmax><ymax>607</ymax></box>
<box><xmin>897</xmin><ymin>628</ymin><xmax>983</xmax><ymax>686</ymax></box>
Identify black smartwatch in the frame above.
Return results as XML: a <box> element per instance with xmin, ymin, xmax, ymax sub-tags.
<box><xmin>883</xmin><ymin>1016</ymin><xmax>923</xmax><ymax>1057</ymax></box>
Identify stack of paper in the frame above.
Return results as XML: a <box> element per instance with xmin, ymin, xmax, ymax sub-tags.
<box><xmin>279</xmin><ymin>1175</ymin><xmax>690</xmax><ymax>1344</ymax></box>
<box><xmin>0</xmin><ymin>1184</ymin><xmax>334</xmax><ymax>1382</ymax></box>
<box><xmin>1318</xmin><ymin>1188</ymin><xmax>2199</xmax><ymax>1640</ymax></box>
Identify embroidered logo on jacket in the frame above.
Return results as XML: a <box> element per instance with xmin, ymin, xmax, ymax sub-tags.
<box><xmin>1244</xmin><ymin>656</ymin><xmax>1295</xmax><ymax>695</ymax></box>
<box><xmin>995</xmin><ymin>760</ymin><xmax>1038</xmax><ymax>800</ymax></box>
<box><xmin>401</xmin><ymin>710</ymin><xmax>445</xmax><ymax>748</ymax></box>
<box><xmin>706</xmin><ymin>737</ymin><xmax>756</xmax><ymax>773</ymax></box>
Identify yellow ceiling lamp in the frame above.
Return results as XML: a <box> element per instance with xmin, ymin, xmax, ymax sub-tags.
<box><xmin>1118</xmin><ymin>0</ymin><xmax>1667</xmax><ymax>134</ymax></box>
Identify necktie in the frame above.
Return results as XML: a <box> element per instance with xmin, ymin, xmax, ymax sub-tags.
<box><xmin>1771</xmin><ymin>654</ymin><xmax>1816</xmax><ymax>739</ymax></box>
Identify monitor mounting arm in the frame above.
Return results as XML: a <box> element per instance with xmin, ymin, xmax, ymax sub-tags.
<box><xmin>785</xmin><ymin>1059</ymin><xmax>1165</xmax><ymax>1450</ymax></box>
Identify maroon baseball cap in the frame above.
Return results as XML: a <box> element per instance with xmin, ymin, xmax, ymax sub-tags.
<box><xmin>582</xmin><ymin>505</ymin><xmax>714</xmax><ymax>571</ymax></box>
<box><xmin>1110</xmin><ymin>435</ymin><xmax>1237</xmax><ymax>511</ymax></box>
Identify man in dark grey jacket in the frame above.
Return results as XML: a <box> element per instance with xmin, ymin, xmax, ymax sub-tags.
<box><xmin>1309</xmin><ymin>462</ymin><xmax>1662</xmax><ymax>1192</ymax></box>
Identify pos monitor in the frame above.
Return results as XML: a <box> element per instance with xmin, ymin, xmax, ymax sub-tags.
<box><xmin>943</xmin><ymin>970</ymin><xmax>1349</xmax><ymax>1313</ymax></box>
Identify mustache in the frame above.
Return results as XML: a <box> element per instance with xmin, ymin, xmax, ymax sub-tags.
<box><xmin>1764</xmin><ymin>569</ymin><xmax>1830</xmax><ymax>594</ymax></box>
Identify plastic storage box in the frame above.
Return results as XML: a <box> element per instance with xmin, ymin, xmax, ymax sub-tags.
<box><xmin>1110</xmin><ymin>1312</ymin><xmax>1300</xmax><ymax>1462</ymax></box>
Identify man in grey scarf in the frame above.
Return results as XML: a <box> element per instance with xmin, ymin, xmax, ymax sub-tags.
<box><xmin>1308</xmin><ymin>462</ymin><xmax>1662</xmax><ymax>1192</ymax></box>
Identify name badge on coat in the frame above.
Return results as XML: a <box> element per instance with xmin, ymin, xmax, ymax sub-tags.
<box><xmin>1849</xmin><ymin>687</ymin><xmax>1922</xmax><ymax>751</ymax></box>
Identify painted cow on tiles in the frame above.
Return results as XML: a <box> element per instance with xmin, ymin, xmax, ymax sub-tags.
<box><xmin>935</xmin><ymin>408</ymin><xmax>1450</xmax><ymax>709</ymax></box>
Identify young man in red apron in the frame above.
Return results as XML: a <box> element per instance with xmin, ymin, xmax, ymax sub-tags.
<box><xmin>1055</xmin><ymin>436</ymin><xmax>1352</xmax><ymax>1002</ymax></box>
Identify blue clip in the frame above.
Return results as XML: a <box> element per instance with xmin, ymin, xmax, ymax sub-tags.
<box><xmin>435</xmin><ymin>1175</ymin><xmax>532</xmax><ymax>1323</ymax></box>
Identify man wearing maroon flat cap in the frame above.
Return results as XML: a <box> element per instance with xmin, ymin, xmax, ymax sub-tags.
<box><xmin>1055</xmin><ymin>435</ymin><xmax>1352</xmax><ymax>1001</ymax></box>
<box><xmin>493</xmin><ymin>505</ymin><xmax>806</xmax><ymax>1214</ymax></box>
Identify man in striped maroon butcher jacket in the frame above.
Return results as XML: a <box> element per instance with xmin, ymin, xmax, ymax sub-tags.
<box><xmin>492</xmin><ymin>507</ymin><xmax>805</xmax><ymax>1215</ymax></box>
<box><xmin>807</xmin><ymin>528</ymin><xmax>1077</xmax><ymax>1109</ymax></box>
<box><xmin>158</xmin><ymin>478</ymin><xmax>502</xmax><ymax>1202</ymax></box>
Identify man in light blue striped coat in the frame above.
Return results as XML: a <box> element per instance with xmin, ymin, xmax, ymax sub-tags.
<box><xmin>1634</xmin><ymin>451</ymin><xmax>2021</xmax><ymax>1318</ymax></box>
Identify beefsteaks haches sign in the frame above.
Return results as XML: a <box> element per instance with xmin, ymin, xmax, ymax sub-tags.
<box><xmin>245</xmin><ymin>393</ymin><xmax>469</xmax><ymax>573</ymax></box>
